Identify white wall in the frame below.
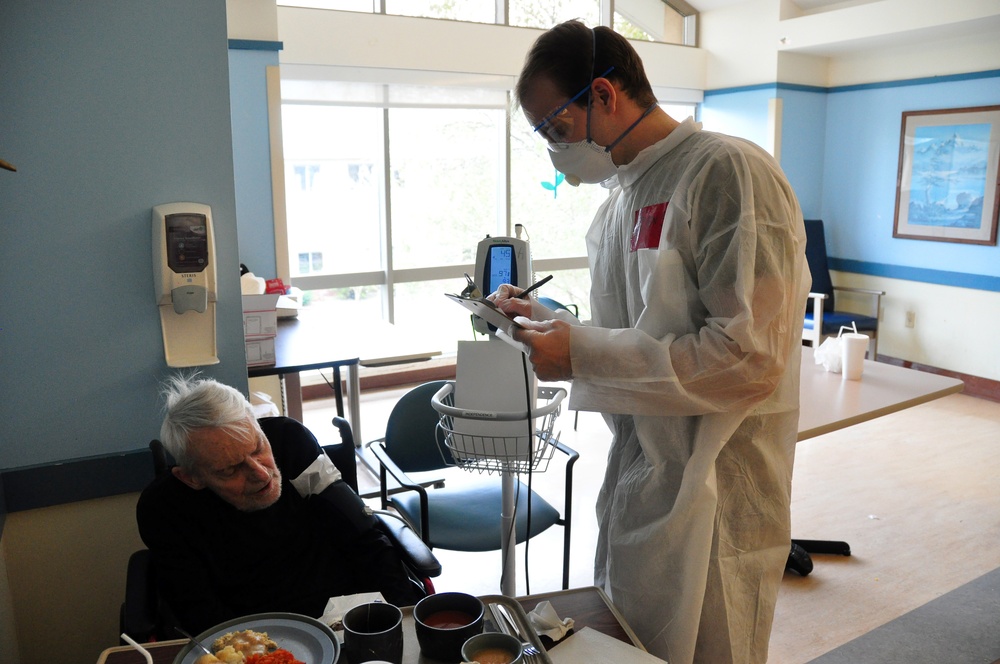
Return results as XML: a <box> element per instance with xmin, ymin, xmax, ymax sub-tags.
<box><xmin>702</xmin><ymin>0</ymin><xmax>1000</xmax><ymax>89</ymax></box>
<box><xmin>835</xmin><ymin>273</ymin><xmax>1000</xmax><ymax>382</ymax></box>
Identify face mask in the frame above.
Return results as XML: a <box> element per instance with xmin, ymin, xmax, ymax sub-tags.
<box><xmin>545</xmin><ymin>101</ymin><xmax>658</xmax><ymax>187</ymax></box>
<box><xmin>547</xmin><ymin>139</ymin><xmax>616</xmax><ymax>187</ymax></box>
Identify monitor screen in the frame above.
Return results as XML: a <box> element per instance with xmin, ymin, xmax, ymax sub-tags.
<box><xmin>485</xmin><ymin>244</ymin><xmax>516</xmax><ymax>294</ymax></box>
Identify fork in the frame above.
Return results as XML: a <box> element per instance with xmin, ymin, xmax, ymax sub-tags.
<box><xmin>489</xmin><ymin>603</ymin><xmax>543</xmax><ymax>661</ymax></box>
<box><xmin>175</xmin><ymin>626</ymin><xmax>213</xmax><ymax>658</ymax></box>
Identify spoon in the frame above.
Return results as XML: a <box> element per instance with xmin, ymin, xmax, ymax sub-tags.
<box><xmin>175</xmin><ymin>626</ymin><xmax>213</xmax><ymax>657</ymax></box>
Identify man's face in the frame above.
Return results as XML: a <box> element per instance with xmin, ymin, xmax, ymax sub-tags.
<box><xmin>173</xmin><ymin>419</ymin><xmax>283</xmax><ymax>512</ymax></box>
<box><xmin>521</xmin><ymin>76</ymin><xmax>591</xmax><ymax>145</ymax></box>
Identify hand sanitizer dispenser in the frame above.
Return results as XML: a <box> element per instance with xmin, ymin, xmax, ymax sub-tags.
<box><xmin>153</xmin><ymin>202</ymin><xmax>220</xmax><ymax>367</ymax></box>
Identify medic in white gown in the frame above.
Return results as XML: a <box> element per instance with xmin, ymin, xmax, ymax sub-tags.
<box><xmin>495</xmin><ymin>21</ymin><xmax>811</xmax><ymax>664</ymax></box>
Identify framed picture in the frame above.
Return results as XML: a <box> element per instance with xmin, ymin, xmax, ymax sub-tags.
<box><xmin>893</xmin><ymin>105</ymin><xmax>1000</xmax><ymax>245</ymax></box>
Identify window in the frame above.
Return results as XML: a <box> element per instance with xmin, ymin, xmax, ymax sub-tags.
<box><xmin>384</xmin><ymin>0</ymin><xmax>496</xmax><ymax>23</ymax></box>
<box><xmin>388</xmin><ymin>107</ymin><xmax>502</xmax><ymax>270</ymax></box>
<box><xmin>277</xmin><ymin>0</ymin><xmax>695</xmax><ymax>46</ymax></box>
<box><xmin>509</xmin><ymin>0</ymin><xmax>601</xmax><ymax>29</ymax></box>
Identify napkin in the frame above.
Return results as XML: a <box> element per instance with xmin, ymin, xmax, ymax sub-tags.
<box><xmin>526</xmin><ymin>600</ymin><xmax>574</xmax><ymax>640</ymax></box>
<box><xmin>547</xmin><ymin>627</ymin><xmax>669</xmax><ymax>664</ymax></box>
<box><xmin>319</xmin><ymin>592</ymin><xmax>386</xmax><ymax>628</ymax></box>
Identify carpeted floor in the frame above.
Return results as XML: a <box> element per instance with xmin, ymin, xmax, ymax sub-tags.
<box><xmin>809</xmin><ymin>567</ymin><xmax>1000</xmax><ymax>663</ymax></box>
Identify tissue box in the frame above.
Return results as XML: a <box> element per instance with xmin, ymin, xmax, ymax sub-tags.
<box><xmin>245</xmin><ymin>336</ymin><xmax>276</xmax><ymax>366</ymax></box>
<box><xmin>242</xmin><ymin>294</ymin><xmax>280</xmax><ymax>338</ymax></box>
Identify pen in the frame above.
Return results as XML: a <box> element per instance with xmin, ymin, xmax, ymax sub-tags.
<box><xmin>516</xmin><ymin>274</ymin><xmax>553</xmax><ymax>299</ymax></box>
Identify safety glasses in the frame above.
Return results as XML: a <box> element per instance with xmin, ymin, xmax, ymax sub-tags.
<box><xmin>532</xmin><ymin>66</ymin><xmax>614</xmax><ymax>144</ymax></box>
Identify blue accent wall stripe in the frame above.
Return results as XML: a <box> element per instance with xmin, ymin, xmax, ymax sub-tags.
<box><xmin>228</xmin><ymin>39</ymin><xmax>283</xmax><ymax>51</ymax></box>
<box><xmin>828</xmin><ymin>69</ymin><xmax>1000</xmax><ymax>93</ymax></box>
<box><xmin>1</xmin><ymin>451</ymin><xmax>154</xmax><ymax>514</ymax></box>
<box><xmin>705</xmin><ymin>69</ymin><xmax>1000</xmax><ymax>96</ymax></box>
<box><xmin>830</xmin><ymin>258</ymin><xmax>1000</xmax><ymax>293</ymax></box>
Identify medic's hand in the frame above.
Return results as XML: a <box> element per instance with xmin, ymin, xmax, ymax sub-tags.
<box><xmin>512</xmin><ymin>318</ymin><xmax>572</xmax><ymax>382</ymax></box>
<box><xmin>488</xmin><ymin>284</ymin><xmax>533</xmax><ymax>320</ymax></box>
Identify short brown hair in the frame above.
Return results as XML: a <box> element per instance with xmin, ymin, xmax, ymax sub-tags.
<box><xmin>515</xmin><ymin>21</ymin><xmax>657</xmax><ymax>111</ymax></box>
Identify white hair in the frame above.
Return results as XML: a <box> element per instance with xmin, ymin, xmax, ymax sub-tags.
<box><xmin>159</xmin><ymin>374</ymin><xmax>255</xmax><ymax>468</ymax></box>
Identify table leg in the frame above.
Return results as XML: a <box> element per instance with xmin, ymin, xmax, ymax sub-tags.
<box><xmin>347</xmin><ymin>363</ymin><xmax>361</xmax><ymax>446</ymax></box>
<box><xmin>283</xmin><ymin>372</ymin><xmax>303</xmax><ymax>423</ymax></box>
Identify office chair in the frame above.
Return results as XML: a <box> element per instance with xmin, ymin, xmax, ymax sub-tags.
<box><xmin>367</xmin><ymin>381</ymin><xmax>579</xmax><ymax>590</ymax></box>
<box><xmin>121</xmin><ymin>418</ymin><xmax>441</xmax><ymax>643</ymax></box>
<box><xmin>802</xmin><ymin>219</ymin><xmax>884</xmax><ymax>358</ymax></box>
<box><xmin>537</xmin><ymin>295</ymin><xmax>579</xmax><ymax>319</ymax></box>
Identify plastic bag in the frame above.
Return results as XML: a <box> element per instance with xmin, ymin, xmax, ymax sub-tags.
<box><xmin>814</xmin><ymin>336</ymin><xmax>843</xmax><ymax>373</ymax></box>
<box><xmin>814</xmin><ymin>323</ymin><xmax>861</xmax><ymax>374</ymax></box>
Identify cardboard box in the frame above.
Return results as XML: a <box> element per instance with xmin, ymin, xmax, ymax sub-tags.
<box><xmin>242</xmin><ymin>294</ymin><xmax>280</xmax><ymax>338</ymax></box>
<box><xmin>245</xmin><ymin>336</ymin><xmax>276</xmax><ymax>366</ymax></box>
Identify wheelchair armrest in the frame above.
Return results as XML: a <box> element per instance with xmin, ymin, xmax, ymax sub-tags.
<box><xmin>332</xmin><ymin>416</ymin><xmax>356</xmax><ymax>447</ymax></box>
<box><xmin>121</xmin><ymin>550</ymin><xmax>157</xmax><ymax>643</ymax></box>
<box><xmin>374</xmin><ymin>510</ymin><xmax>442</xmax><ymax>578</ymax></box>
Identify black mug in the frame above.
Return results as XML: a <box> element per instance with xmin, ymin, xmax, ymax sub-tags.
<box><xmin>342</xmin><ymin>602</ymin><xmax>404</xmax><ymax>664</ymax></box>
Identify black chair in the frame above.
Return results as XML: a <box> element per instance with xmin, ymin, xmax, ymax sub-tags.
<box><xmin>367</xmin><ymin>381</ymin><xmax>579</xmax><ymax>590</ymax></box>
<box><xmin>802</xmin><ymin>219</ymin><xmax>884</xmax><ymax>358</ymax></box>
<box><xmin>121</xmin><ymin>417</ymin><xmax>441</xmax><ymax>642</ymax></box>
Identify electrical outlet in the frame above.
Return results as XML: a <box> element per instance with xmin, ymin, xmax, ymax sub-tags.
<box><xmin>905</xmin><ymin>311</ymin><xmax>915</xmax><ymax>328</ymax></box>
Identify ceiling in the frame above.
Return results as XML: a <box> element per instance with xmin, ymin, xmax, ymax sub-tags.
<box><xmin>678</xmin><ymin>0</ymin><xmax>1000</xmax><ymax>57</ymax></box>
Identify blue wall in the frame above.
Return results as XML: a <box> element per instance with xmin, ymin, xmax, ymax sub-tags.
<box><xmin>0</xmin><ymin>0</ymin><xmax>249</xmax><ymax>471</ymax></box>
<box><xmin>230</xmin><ymin>45</ymin><xmax>281</xmax><ymax>280</ymax></box>
<box><xmin>778</xmin><ymin>87</ymin><xmax>828</xmax><ymax>219</ymax></box>
<box><xmin>701</xmin><ymin>85</ymin><xmax>773</xmax><ymax>154</ymax></box>
<box><xmin>822</xmin><ymin>73</ymin><xmax>1000</xmax><ymax>281</ymax></box>
<box><xmin>701</xmin><ymin>71</ymin><xmax>1000</xmax><ymax>291</ymax></box>
<box><xmin>700</xmin><ymin>83</ymin><xmax>830</xmax><ymax>217</ymax></box>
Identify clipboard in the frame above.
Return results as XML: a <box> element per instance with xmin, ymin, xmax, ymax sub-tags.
<box><xmin>445</xmin><ymin>293</ymin><xmax>523</xmax><ymax>336</ymax></box>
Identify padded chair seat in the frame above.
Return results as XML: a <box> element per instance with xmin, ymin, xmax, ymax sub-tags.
<box><xmin>804</xmin><ymin>311</ymin><xmax>879</xmax><ymax>334</ymax></box>
<box><xmin>390</xmin><ymin>481</ymin><xmax>560</xmax><ymax>552</ymax></box>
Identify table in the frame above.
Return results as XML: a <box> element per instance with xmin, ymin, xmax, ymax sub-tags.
<box><xmin>791</xmin><ymin>347</ymin><xmax>964</xmax><ymax>569</ymax></box>
<box><xmin>798</xmin><ymin>347</ymin><xmax>963</xmax><ymax>442</ymax></box>
<box><xmin>98</xmin><ymin>587</ymin><xmax>640</xmax><ymax>664</ymax></box>
<box><xmin>248</xmin><ymin>308</ymin><xmax>440</xmax><ymax>443</ymax></box>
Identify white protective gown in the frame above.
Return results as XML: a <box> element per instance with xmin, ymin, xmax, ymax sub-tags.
<box><xmin>543</xmin><ymin>119</ymin><xmax>810</xmax><ymax>663</ymax></box>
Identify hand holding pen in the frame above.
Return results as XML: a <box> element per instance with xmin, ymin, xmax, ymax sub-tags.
<box><xmin>516</xmin><ymin>274</ymin><xmax>553</xmax><ymax>299</ymax></box>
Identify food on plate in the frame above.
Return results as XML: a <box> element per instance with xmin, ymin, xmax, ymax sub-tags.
<box><xmin>212</xmin><ymin>629</ymin><xmax>279</xmax><ymax>656</ymax></box>
<box><xmin>195</xmin><ymin>648</ymin><xmax>304</xmax><ymax>664</ymax></box>
<box><xmin>246</xmin><ymin>650</ymin><xmax>306</xmax><ymax>664</ymax></box>
<box><xmin>194</xmin><ymin>647</ymin><xmax>244</xmax><ymax>664</ymax></box>
<box><xmin>192</xmin><ymin>629</ymin><xmax>287</xmax><ymax>664</ymax></box>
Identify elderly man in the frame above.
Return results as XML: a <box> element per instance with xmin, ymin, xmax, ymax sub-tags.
<box><xmin>137</xmin><ymin>375</ymin><xmax>419</xmax><ymax>634</ymax></box>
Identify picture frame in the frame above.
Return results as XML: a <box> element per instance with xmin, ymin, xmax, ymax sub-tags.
<box><xmin>893</xmin><ymin>105</ymin><xmax>1000</xmax><ymax>245</ymax></box>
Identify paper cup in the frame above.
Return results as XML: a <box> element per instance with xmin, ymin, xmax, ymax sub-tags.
<box><xmin>841</xmin><ymin>333</ymin><xmax>869</xmax><ymax>380</ymax></box>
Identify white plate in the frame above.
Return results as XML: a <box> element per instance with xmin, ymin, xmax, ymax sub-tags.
<box><xmin>173</xmin><ymin>612</ymin><xmax>339</xmax><ymax>664</ymax></box>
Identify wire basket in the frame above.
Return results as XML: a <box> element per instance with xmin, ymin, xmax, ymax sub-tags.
<box><xmin>431</xmin><ymin>382</ymin><xmax>567</xmax><ymax>475</ymax></box>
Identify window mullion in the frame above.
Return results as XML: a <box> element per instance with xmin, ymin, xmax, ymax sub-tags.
<box><xmin>381</xmin><ymin>103</ymin><xmax>394</xmax><ymax>323</ymax></box>
<box><xmin>600</xmin><ymin>0</ymin><xmax>614</xmax><ymax>27</ymax></box>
